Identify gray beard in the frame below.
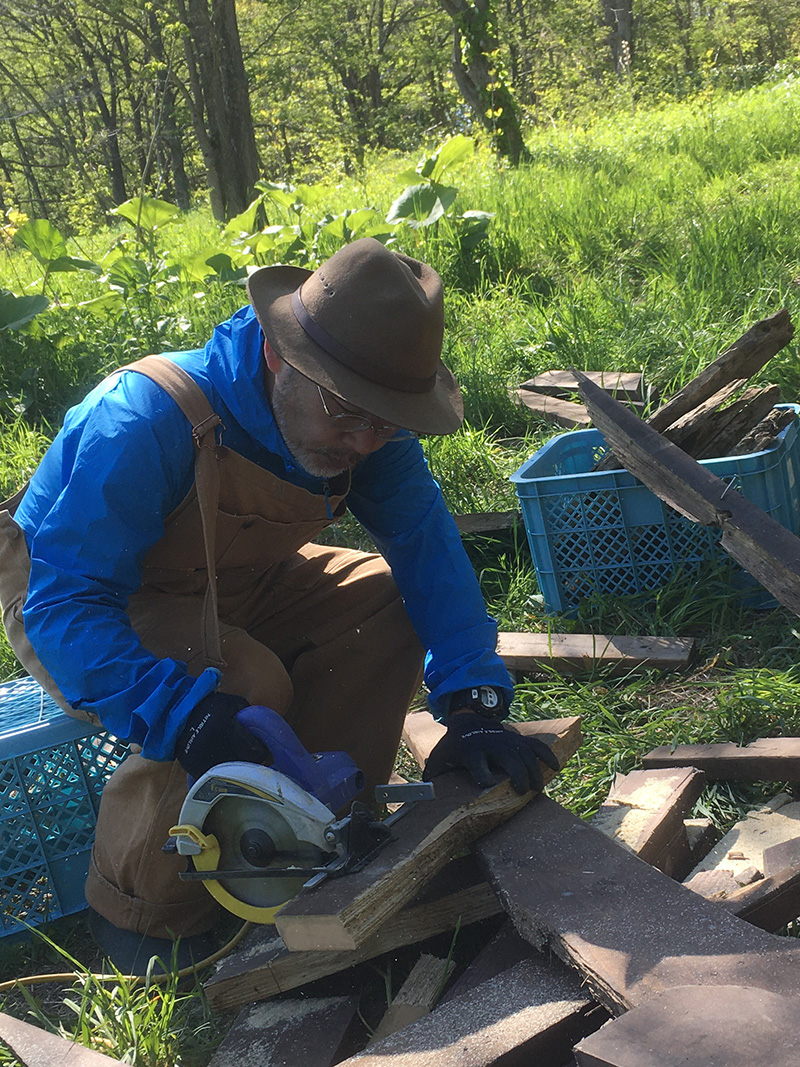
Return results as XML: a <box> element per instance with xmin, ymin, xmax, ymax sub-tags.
<box><xmin>270</xmin><ymin>379</ymin><xmax>360</xmax><ymax>478</ymax></box>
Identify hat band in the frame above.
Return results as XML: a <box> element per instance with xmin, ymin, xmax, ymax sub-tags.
<box><xmin>291</xmin><ymin>288</ymin><xmax>436</xmax><ymax>394</ymax></box>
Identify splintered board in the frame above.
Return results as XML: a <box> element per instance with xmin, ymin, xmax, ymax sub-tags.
<box><xmin>204</xmin><ymin>854</ymin><xmax>501</xmax><ymax>1011</ymax></box>
<box><xmin>274</xmin><ymin>717</ymin><xmax>581</xmax><ymax>952</ymax></box>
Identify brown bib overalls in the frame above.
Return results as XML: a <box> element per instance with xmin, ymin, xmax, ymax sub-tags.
<box><xmin>0</xmin><ymin>357</ymin><xmax>424</xmax><ymax>937</ymax></box>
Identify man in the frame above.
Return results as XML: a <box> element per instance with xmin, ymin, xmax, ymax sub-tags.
<box><xmin>0</xmin><ymin>238</ymin><xmax>557</xmax><ymax>970</ymax></box>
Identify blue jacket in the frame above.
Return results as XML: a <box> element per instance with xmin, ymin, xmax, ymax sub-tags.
<box><xmin>15</xmin><ymin>306</ymin><xmax>514</xmax><ymax>760</ymax></box>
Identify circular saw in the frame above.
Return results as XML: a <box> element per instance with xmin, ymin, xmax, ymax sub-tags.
<box><xmin>167</xmin><ymin>706</ymin><xmax>396</xmax><ymax>923</ymax></box>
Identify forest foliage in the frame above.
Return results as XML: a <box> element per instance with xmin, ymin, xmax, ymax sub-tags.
<box><xmin>0</xmin><ymin>0</ymin><xmax>799</xmax><ymax>228</ymax></box>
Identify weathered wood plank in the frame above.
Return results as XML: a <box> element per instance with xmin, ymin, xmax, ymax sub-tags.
<box><xmin>367</xmin><ymin>954</ymin><xmax>455</xmax><ymax>1045</ymax></box>
<box><xmin>338</xmin><ymin>955</ymin><xmax>605</xmax><ymax>1067</ymax></box>
<box><xmin>575</xmin><ymin>369</ymin><xmax>800</xmax><ymax>615</ymax></box>
<box><xmin>478</xmin><ymin>793</ymin><xmax>800</xmax><ymax>1014</ymax></box>
<box><xmin>643</xmin><ymin>737</ymin><xmax>800</xmax><ymax>781</ymax></box>
<box><xmin>204</xmin><ymin>854</ymin><xmax>502</xmax><ymax>1011</ymax></box>
<box><xmin>519</xmin><ymin>370</ymin><xmax>643</xmax><ymax>403</ymax></box>
<box><xmin>514</xmin><ymin>389</ymin><xmax>593</xmax><ymax>428</ymax></box>
<box><xmin>684</xmin><ymin>797</ymin><xmax>800</xmax><ymax>881</ymax></box>
<box><xmin>645</xmin><ymin>309</ymin><xmax>792</xmax><ymax>433</ymax></box>
<box><xmin>208</xmin><ymin>996</ymin><xmax>359</xmax><ymax>1067</ymax></box>
<box><xmin>732</xmin><ymin>406</ymin><xmax>797</xmax><ymax>456</ymax></box>
<box><xmin>274</xmin><ymin>718</ymin><xmax>581</xmax><ymax>952</ymax></box>
<box><xmin>497</xmin><ymin>633</ymin><xmax>694</xmax><ymax>675</ymax></box>
<box><xmin>573</xmin><ymin>985</ymin><xmax>800</xmax><ymax>1067</ymax></box>
<box><xmin>590</xmin><ymin>767</ymin><xmax>706</xmax><ymax>877</ymax></box>
<box><xmin>592</xmin><ymin>310</ymin><xmax>794</xmax><ymax>471</ymax></box>
<box><xmin>0</xmin><ymin>1011</ymin><xmax>122</xmax><ymax>1066</ymax></box>
<box><xmin>453</xmin><ymin>510</ymin><xmax>521</xmax><ymax>535</ymax></box>
<box><xmin>720</xmin><ymin>863</ymin><xmax>800</xmax><ymax>931</ymax></box>
<box><xmin>683</xmin><ymin>817</ymin><xmax>719</xmax><ymax>867</ymax></box>
<box><xmin>665</xmin><ymin>385</ymin><xmax>781</xmax><ymax>460</ymax></box>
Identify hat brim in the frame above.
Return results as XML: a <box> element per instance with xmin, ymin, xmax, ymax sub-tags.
<box><xmin>247</xmin><ymin>264</ymin><xmax>464</xmax><ymax>436</ymax></box>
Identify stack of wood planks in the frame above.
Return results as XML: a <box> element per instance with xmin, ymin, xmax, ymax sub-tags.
<box><xmin>201</xmin><ymin>711</ymin><xmax>800</xmax><ymax>1067</ymax></box>
<box><xmin>513</xmin><ymin>310</ymin><xmax>796</xmax><ymax>466</ymax></box>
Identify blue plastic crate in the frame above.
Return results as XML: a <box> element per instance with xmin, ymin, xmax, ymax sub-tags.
<box><xmin>0</xmin><ymin>677</ymin><xmax>128</xmax><ymax>937</ymax></box>
<box><xmin>510</xmin><ymin>405</ymin><xmax>800</xmax><ymax>615</ymax></box>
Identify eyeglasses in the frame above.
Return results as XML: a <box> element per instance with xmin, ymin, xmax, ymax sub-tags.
<box><xmin>316</xmin><ymin>385</ymin><xmax>417</xmax><ymax>441</ymax></box>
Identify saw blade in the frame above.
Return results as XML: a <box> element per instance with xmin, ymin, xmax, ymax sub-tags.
<box><xmin>202</xmin><ymin>794</ymin><xmax>329</xmax><ymax>910</ymax></box>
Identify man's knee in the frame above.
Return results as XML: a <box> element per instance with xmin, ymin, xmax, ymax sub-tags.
<box><xmin>218</xmin><ymin>629</ymin><xmax>294</xmax><ymax>713</ymax></box>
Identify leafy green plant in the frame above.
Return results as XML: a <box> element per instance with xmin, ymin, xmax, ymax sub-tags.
<box><xmin>12</xmin><ymin>220</ymin><xmax>100</xmax><ymax>296</ymax></box>
<box><xmin>387</xmin><ymin>135</ymin><xmax>494</xmax><ymax>251</ymax></box>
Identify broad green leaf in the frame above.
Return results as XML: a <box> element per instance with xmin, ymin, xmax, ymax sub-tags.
<box><xmin>224</xmin><ymin>198</ymin><xmax>267</xmax><ymax>239</ymax></box>
<box><xmin>47</xmin><ymin>256</ymin><xmax>102</xmax><ymax>275</ymax></box>
<box><xmin>292</xmin><ymin>183</ymin><xmax>333</xmax><ymax>207</ymax></box>
<box><xmin>319</xmin><ymin>208</ymin><xmax>379</xmax><ymax>241</ymax></box>
<box><xmin>417</xmin><ymin>154</ymin><xmax>437</xmax><ymax>179</ymax></box>
<box><xmin>458</xmin><ymin>211</ymin><xmax>494</xmax><ymax>250</ymax></box>
<box><xmin>386</xmin><ymin>183</ymin><xmax>457</xmax><ymax>227</ymax></box>
<box><xmin>395</xmin><ymin>168</ymin><xmax>421</xmax><ymax>184</ymax></box>
<box><xmin>429</xmin><ymin>135</ymin><xmax>474</xmax><ymax>183</ymax></box>
<box><xmin>0</xmin><ymin>290</ymin><xmax>49</xmax><ymax>329</ymax></box>
<box><xmin>106</xmin><ymin>256</ymin><xmax>150</xmax><ymax>292</ymax></box>
<box><xmin>12</xmin><ymin>219</ymin><xmax>67</xmax><ymax>265</ymax></box>
<box><xmin>113</xmin><ymin>197</ymin><xmax>181</xmax><ymax>231</ymax></box>
<box><xmin>70</xmin><ymin>292</ymin><xmax>125</xmax><ymax>317</ymax></box>
<box><xmin>205</xmin><ymin>253</ymin><xmax>247</xmax><ymax>282</ymax></box>
<box><xmin>254</xmin><ymin>182</ymin><xmax>298</xmax><ymax>211</ymax></box>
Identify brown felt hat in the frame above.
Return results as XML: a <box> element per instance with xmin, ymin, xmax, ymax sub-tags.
<box><xmin>246</xmin><ymin>237</ymin><xmax>463</xmax><ymax>435</ymax></box>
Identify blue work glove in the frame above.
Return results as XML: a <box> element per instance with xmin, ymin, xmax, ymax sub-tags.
<box><xmin>175</xmin><ymin>692</ymin><xmax>270</xmax><ymax>780</ymax></box>
<box><xmin>423</xmin><ymin>712</ymin><xmax>560</xmax><ymax>795</ymax></box>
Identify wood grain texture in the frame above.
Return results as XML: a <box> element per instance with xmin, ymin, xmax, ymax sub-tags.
<box><xmin>204</xmin><ymin>855</ymin><xmax>502</xmax><ymax>1011</ymax></box>
<box><xmin>478</xmin><ymin>794</ymin><xmax>800</xmax><ymax>1014</ymax></box>
<box><xmin>367</xmin><ymin>954</ymin><xmax>456</xmax><ymax>1045</ymax></box>
<box><xmin>519</xmin><ymin>370</ymin><xmax>643</xmax><ymax>403</ymax></box>
<box><xmin>643</xmin><ymin>737</ymin><xmax>800</xmax><ymax>781</ymax></box>
<box><xmin>640</xmin><ymin>309</ymin><xmax>792</xmax><ymax>434</ymax></box>
<box><xmin>590</xmin><ymin>767</ymin><xmax>705</xmax><ymax>876</ymax></box>
<box><xmin>496</xmin><ymin>633</ymin><xmax>694</xmax><ymax>674</ymax></box>
<box><xmin>274</xmin><ymin>718</ymin><xmax>581</xmax><ymax>952</ymax></box>
<box><xmin>514</xmin><ymin>389</ymin><xmax>593</xmax><ymax>428</ymax></box>
<box><xmin>453</xmin><ymin>510</ymin><xmax>521</xmax><ymax>535</ymax></box>
<box><xmin>720</xmin><ymin>864</ymin><xmax>800</xmax><ymax>931</ymax></box>
<box><xmin>337</xmin><ymin>955</ymin><xmax>604</xmax><ymax>1067</ymax></box>
<box><xmin>665</xmin><ymin>385</ymin><xmax>781</xmax><ymax>461</ymax></box>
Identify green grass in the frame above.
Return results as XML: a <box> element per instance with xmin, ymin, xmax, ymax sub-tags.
<box><xmin>4</xmin><ymin>79</ymin><xmax>800</xmax><ymax>1061</ymax></box>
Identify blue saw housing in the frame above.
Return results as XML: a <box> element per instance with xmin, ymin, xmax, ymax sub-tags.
<box><xmin>235</xmin><ymin>705</ymin><xmax>365</xmax><ymax>814</ymax></box>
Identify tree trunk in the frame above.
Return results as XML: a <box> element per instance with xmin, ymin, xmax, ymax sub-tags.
<box><xmin>601</xmin><ymin>0</ymin><xmax>634</xmax><ymax>76</ymax></box>
<box><xmin>176</xmin><ymin>0</ymin><xmax>260</xmax><ymax>220</ymax></box>
<box><xmin>437</xmin><ymin>0</ymin><xmax>528</xmax><ymax>166</ymax></box>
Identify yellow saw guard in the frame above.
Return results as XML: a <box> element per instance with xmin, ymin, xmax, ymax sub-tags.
<box><xmin>167</xmin><ymin>821</ymin><xmax>286</xmax><ymax>923</ymax></box>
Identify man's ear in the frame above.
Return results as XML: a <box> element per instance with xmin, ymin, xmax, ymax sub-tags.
<box><xmin>263</xmin><ymin>340</ymin><xmax>283</xmax><ymax>374</ymax></box>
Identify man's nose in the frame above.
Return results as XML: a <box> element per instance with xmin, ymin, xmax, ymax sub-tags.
<box><xmin>345</xmin><ymin>428</ymin><xmax>386</xmax><ymax>455</ymax></box>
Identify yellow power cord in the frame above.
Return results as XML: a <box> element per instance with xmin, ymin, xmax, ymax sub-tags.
<box><xmin>0</xmin><ymin>920</ymin><xmax>253</xmax><ymax>993</ymax></box>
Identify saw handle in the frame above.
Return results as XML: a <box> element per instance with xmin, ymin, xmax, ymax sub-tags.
<box><xmin>235</xmin><ymin>705</ymin><xmax>365</xmax><ymax>813</ymax></box>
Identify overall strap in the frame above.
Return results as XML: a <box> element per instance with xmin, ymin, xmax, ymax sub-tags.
<box><xmin>122</xmin><ymin>356</ymin><xmax>226</xmax><ymax>669</ymax></box>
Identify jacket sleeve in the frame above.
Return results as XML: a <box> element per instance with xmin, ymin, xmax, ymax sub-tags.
<box><xmin>16</xmin><ymin>372</ymin><xmax>219</xmax><ymax>759</ymax></box>
<box><xmin>347</xmin><ymin>439</ymin><xmax>514</xmax><ymax>719</ymax></box>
